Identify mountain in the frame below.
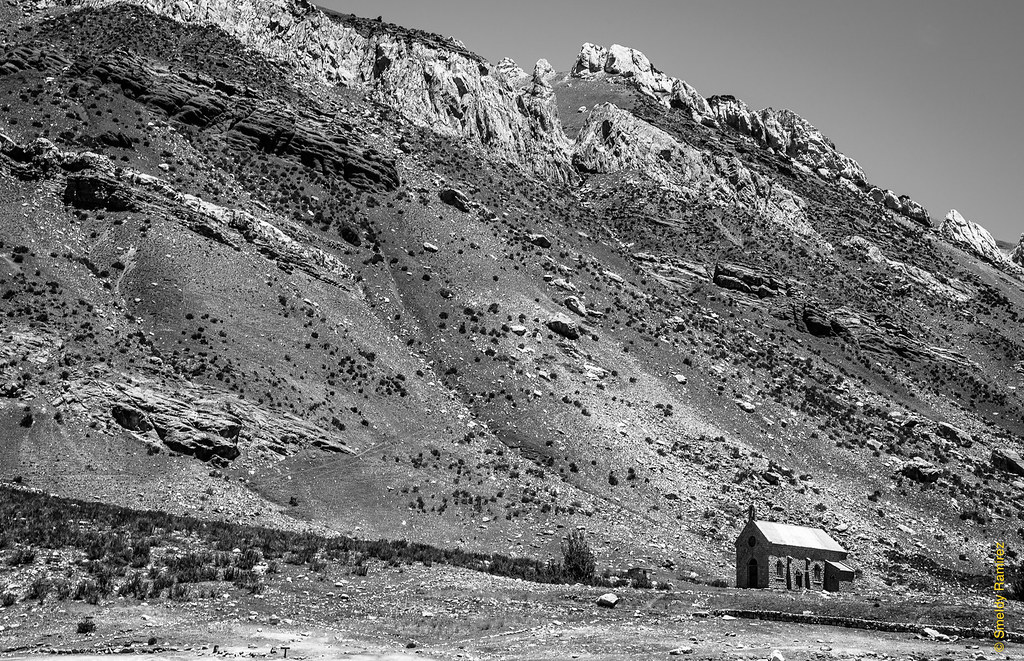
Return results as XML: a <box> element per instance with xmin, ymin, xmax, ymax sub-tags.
<box><xmin>2</xmin><ymin>0</ymin><xmax>1023</xmax><ymax>607</ymax></box>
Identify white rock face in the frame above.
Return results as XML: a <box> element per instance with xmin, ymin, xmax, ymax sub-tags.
<box><xmin>939</xmin><ymin>210</ymin><xmax>1019</xmax><ymax>271</ymax></box>
<box><xmin>571</xmin><ymin>42</ymin><xmax>674</xmax><ymax>102</ymax></box>
<box><xmin>572</xmin><ymin>103</ymin><xmax>819</xmax><ymax>243</ymax></box>
<box><xmin>1013</xmin><ymin>236</ymin><xmax>1024</xmax><ymax>266</ymax></box>
<box><xmin>571</xmin><ymin>42</ymin><xmax>608</xmax><ymax>76</ymax></box>
<box><xmin>55</xmin><ymin>0</ymin><xmax>574</xmax><ymax>181</ymax></box>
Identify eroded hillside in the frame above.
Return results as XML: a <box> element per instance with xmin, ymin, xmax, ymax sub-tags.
<box><xmin>0</xmin><ymin>0</ymin><xmax>1022</xmax><ymax>597</ymax></box>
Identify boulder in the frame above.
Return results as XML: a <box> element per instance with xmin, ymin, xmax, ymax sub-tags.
<box><xmin>546</xmin><ymin>315</ymin><xmax>581</xmax><ymax>340</ymax></box>
<box><xmin>992</xmin><ymin>448</ymin><xmax>1024</xmax><ymax>476</ymax></box>
<box><xmin>596</xmin><ymin>592</ymin><xmax>619</xmax><ymax>608</ymax></box>
<box><xmin>768</xmin><ymin>651</ymin><xmax>786</xmax><ymax>661</ymax></box>
<box><xmin>439</xmin><ymin>187</ymin><xmax>471</xmax><ymax>212</ymax></box>
<box><xmin>900</xmin><ymin>457</ymin><xmax>942</xmax><ymax>483</ymax></box>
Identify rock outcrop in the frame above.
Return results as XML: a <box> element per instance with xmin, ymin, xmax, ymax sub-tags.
<box><xmin>866</xmin><ymin>187</ymin><xmax>930</xmax><ymax>226</ymax></box>
<box><xmin>570</xmin><ymin>43</ymin><xmax>863</xmax><ymax>183</ymax></box>
<box><xmin>1</xmin><ymin>136</ymin><xmax>356</xmax><ymax>289</ymax></box>
<box><xmin>55</xmin><ymin>0</ymin><xmax>575</xmax><ymax>181</ymax></box>
<box><xmin>68</xmin><ymin>375</ymin><xmax>351</xmax><ymax>462</ymax></box>
<box><xmin>706</xmin><ymin>96</ymin><xmax>865</xmax><ymax>183</ymax></box>
<box><xmin>77</xmin><ymin>49</ymin><xmax>401</xmax><ymax>192</ymax></box>
<box><xmin>573</xmin><ymin>103</ymin><xmax>818</xmax><ymax>242</ymax></box>
<box><xmin>841</xmin><ymin>235</ymin><xmax>972</xmax><ymax>303</ymax></box>
<box><xmin>713</xmin><ymin>263</ymin><xmax>788</xmax><ymax>298</ymax></box>
<box><xmin>938</xmin><ymin>209</ymin><xmax>1019</xmax><ymax>272</ymax></box>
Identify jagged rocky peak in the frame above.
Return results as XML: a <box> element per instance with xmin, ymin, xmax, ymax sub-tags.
<box><xmin>1013</xmin><ymin>235</ymin><xmax>1024</xmax><ymax>266</ymax></box>
<box><xmin>568</xmin><ymin>40</ymin><xmax>936</xmax><ymax>223</ymax></box>
<box><xmin>570</xmin><ymin>42</ymin><xmax>865</xmax><ymax>180</ymax></box>
<box><xmin>939</xmin><ymin>209</ymin><xmax>1017</xmax><ymax>270</ymax></box>
<box><xmin>571</xmin><ymin>43</ymin><xmax>675</xmax><ymax>101</ymax></box>
<box><xmin>494</xmin><ymin>57</ymin><xmax>527</xmax><ymax>84</ymax></box>
<box><xmin>531</xmin><ymin>58</ymin><xmax>557</xmax><ymax>90</ymax></box>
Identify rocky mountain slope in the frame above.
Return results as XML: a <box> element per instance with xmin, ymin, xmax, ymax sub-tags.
<box><xmin>1</xmin><ymin>0</ymin><xmax>1023</xmax><ymax>596</ymax></box>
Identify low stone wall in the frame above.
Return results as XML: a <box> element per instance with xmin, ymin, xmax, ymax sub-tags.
<box><xmin>711</xmin><ymin>609</ymin><xmax>1022</xmax><ymax>642</ymax></box>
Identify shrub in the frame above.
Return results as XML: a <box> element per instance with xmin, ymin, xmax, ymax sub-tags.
<box><xmin>7</xmin><ymin>547</ymin><xmax>36</xmax><ymax>566</ymax></box>
<box><xmin>118</xmin><ymin>572</ymin><xmax>149</xmax><ymax>600</ymax></box>
<box><xmin>27</xmin><ymin>577</ymin><xmax>51</xmax><ymax>603</ymax></box>
<box><xmin>169</xmin><ymin>583</ymin><xmax>191</xmax><ymax>601</ymax></box>
<box><xmin>54</xmin><ymin>579</ymin><xmax>72</xmax><ymax>601</ymax></box>
<box><xmin>76</xmin><ymin>618</ymin><xmax>96</xmax><ymax>634</ymax></box>
<box><xmin>1</xmin><ymin>592</ymin><xmax>16</xmax><ymax>607</ymax></box>
<box><xmin>631</xmin><ymin>572</ymin><xmax>653</xmax><ymax>589</ymax></box>
<box><xmin>73</xmin><ymin>580</ymin><xmax>102</xmax><ymax>605</ymax></box>
<box><xmin>561</xmin><ymin>530</ymin><xmax>596</xmax><ymax>583</ymax></box>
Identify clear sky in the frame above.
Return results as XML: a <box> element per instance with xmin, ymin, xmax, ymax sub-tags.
<box><xmin>319</xmin><ymin>1</ymin><xmax>1023</xmax><ymax>242</ymax></box>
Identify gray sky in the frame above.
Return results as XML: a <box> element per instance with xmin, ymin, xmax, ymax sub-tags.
<box><xmin>320</xmin><ymin>1</ymin><xmax>1023</xmax><ymax>242</ymax></box>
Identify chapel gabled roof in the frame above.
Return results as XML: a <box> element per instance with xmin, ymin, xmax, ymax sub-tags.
<box><xmin>749</xmin><ymin>520</ymin><xmax>846</xmax><ymax>553</ymax></box>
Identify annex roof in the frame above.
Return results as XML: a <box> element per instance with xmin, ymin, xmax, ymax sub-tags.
<box><xmin>752</xmin><ymin>520</ymin><xmax>846</xmax><ymax>553</ymax></box>
<box><xmin>826</xmin><ymin>560</ymin><xmax>855</xmax><ymax>574</ymax></box>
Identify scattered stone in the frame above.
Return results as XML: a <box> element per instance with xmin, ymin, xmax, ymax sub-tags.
<box><xmin>422</xmin><ymin>242</ymin><xmax>439</xmax><ymax>253</ymax></box>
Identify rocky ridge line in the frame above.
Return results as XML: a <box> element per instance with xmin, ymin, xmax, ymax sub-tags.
<box><xmin>570</xmin><ymin>42</ymin><xmax>931</xmax><ymax>225</ymax></box>
<box><xmin>52</xmin><ymin>0</ymin><xmax>575</xmax><ymax>181</ymax></box>
<box><xmin>573</xmin><ymin>103</ymin><xmax>820</xmax><ymax>244</ymax></box>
